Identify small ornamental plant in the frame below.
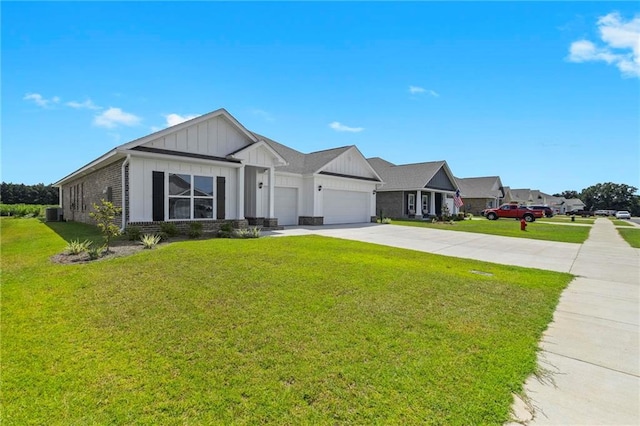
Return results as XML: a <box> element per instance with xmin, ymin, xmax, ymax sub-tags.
<box><xmin>140</xmin><ymin>234</ymin><xmax>161</xmax><ymax>249</ymax></box>
<box><xmin>89</xmin><ymin>199</ymin><xmax>122</xmax><ymax>252</ymax></box>
<box><xmin>65</xmin><ymin>239</ymin><xmax>92</xmax><ymax>255</ymax></box>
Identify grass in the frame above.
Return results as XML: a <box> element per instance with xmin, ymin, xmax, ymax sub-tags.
<box><xmin>393</xmin><ymin>218</ymin><xmax>591</xmax><ymax>243</ymax></box>
<box><xmin>610</xmin><ymin>219</ymin><xmax>634</xmax><ymax>227</ymax></box>
<box><xmin>536</xmin><ymin>215</ymin><xmax>595</xmax><ymax>225</ymax></box>
<box><xmin>1</xmin><ymin>218</ymin><xmax>574</xmax><ymax>424</ymax></box>
<box><xmin>617</xmin><ymin>227</ymin><xmax>640</xmax><ymax>248</ymax></box>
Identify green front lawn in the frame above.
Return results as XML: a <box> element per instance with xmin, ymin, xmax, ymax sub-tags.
<box><xmin>393</xmin><ymin>218</ymin><xmax>591</xmax><ymax>243</ymax></box>
<box><xmin>617</xmin><ymin>227</ymin><xmax>640</xmax><ymax>248</ymax></box>
<box><xmin>536</xmin><ymin>215</ymin><xmax>595</xmax><ymax>225</ymax></box>
<box><xmin>2</xmin><ymin>219</ymin><xmax>573</xmax><ymax>424</ymax></box>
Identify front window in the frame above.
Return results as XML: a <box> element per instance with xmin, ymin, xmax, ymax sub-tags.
<box><xmin>408</xmin><ymin>194</ymin><xmax>416</xmax><ymax>212</ymax></box>
<box><xmin>168</xmin><ymin>173</ymin><xmax>214</xmax><ymax>220</ymax></box>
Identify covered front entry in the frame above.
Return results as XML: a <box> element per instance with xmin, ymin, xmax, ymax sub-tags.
<box><xmin>323</xmin><ymin>189</ymin><xmax>369</xmax><ymax>225</ymax></box>
<box><xmin>274</xmin><ymin>187</ymin><xmax>298</xmax><ymax>226</ymax></box>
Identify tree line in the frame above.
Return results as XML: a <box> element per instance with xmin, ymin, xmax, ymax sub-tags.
<box><xmin>554</xmin><ymin>182</ymin><xmax>639</xmax><ymax>216</ymax></box>
<box><xmin>1</xmin><ymin>182</ymin><xmax>59</xmax><ymax>205</ymax></box>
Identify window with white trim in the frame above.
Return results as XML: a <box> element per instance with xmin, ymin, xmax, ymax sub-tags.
<box><xmin>422</xmin><ymin>194</ymin><xmax>429</xmax><ymax>213</ymax></box>
<box><xmin>168</xmin><ymin>173</ymin><xmax>214</xmax><ymax>219</ymax></box>
<box><xmin>408</xmin><ymin>193</ymin><xmax>416</xmax><ymax>212</ymax></box>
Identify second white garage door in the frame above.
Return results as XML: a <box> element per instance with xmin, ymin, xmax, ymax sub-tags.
<box><xmin>274</xmin><ymin>187</ymin><xmax>298</xmax><ymax>226</ymax></box>
<box><xmin>323</xmin><ymin>189</ymin><xmax>370</xmax><ymax>225</ymax></box>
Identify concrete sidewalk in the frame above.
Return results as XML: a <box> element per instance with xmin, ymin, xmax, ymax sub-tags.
<box><xmin>266</xmin><ymin>219</ymin><xmax>640</xmax><ymax>424</ymax></box>
<box><xmin>511</xmin><ymin>218</ymin><xmax>640</xmax><ymax>425</ymax></box>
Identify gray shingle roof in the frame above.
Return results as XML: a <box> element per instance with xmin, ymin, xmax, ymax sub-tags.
<box><xmin>368</xmin><ymin>157</ymin><xmax>449</xmax><ymax>191</ymax></box>
<box><xmin>456</xmin><ymin>176</ymin><xmax>503</xmax><ymax>199</ymax></box>
<box><xmin>255</xmin><ymin>132</ymin><xmax>352</xmax><ymax>175</ymax></box>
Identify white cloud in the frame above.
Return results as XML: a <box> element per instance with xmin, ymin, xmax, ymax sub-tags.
<box><xmin>94</xmin><ymin>107</ymin><xmax>141</xmax><ymax>128</ymax></box>
<box><xmin>23</xmin><ymin>93</ymin><xmax>60</xmax><ymax>108</ymax></box>
<box><xmin>409</xmin><ymin>86</ymin><xmax>439</xmax><ymax>97</ymax></box>
<box><xmin>329</xmin><ymin>121</ymin><xmax>364</xmax><ymax>133</ymax></box>
<box><xmin>164</xmin><ymin>113</ymin><xmax>198</xmax><ymax>127</ymax></box>
<box><xmin>568</xmin><ymin>12</ymin><xmax>640</xmax><ymax>78</ymax></box>
<box><xmin>66</xmin><ymin>99</ymin><xmax>101</xmax><ymax>110</ymax></box>
<box><xmin>251</xmin><ymin>108</ymin><xmax>275</xmax><ymax>122</ymax></box>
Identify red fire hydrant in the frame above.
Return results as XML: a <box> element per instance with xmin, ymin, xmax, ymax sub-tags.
<box><xmin>520</xmin><ymin>218</ymin><xmax>527</xmax><ymax>231</ymax></box>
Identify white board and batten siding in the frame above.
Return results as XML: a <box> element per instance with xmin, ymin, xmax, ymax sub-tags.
<box><xmin>322</xmin><ymin>148</ymin><xmax>379</xmax><ymax>181</ymax></box>
<box><xmin>128</xmin><ymin>157</ymin><xmax>238</xmax><ymax>222</ymax></box>
<box><xmin>141</xmin><ymin>115</ymin><xmax>251</xmax><ymax>158</ymax></box>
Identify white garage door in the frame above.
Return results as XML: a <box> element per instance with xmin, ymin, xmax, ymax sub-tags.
<box><xmin>274</xmin><ymin>187</ymin><xmax>298</xmax><ymax>226</ymax></box>
<box><xmin>323</xmin><ymin>189</ymin><xmax>369</xmax><ymax>225</ymax></box>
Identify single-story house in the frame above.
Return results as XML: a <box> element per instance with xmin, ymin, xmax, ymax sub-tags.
<box><xmin>54</xmin><ymin>108</ymin><xmax>383</xmax><ymax>232</ymax></box>
<box><xmin>367</xmin><ymin>157</ymin><xmax>460</xmax><ymax>219</ymax></box>
<box><xmin>502</xmin><ymin>187</ymin><xmax>580</xmax><ymax>214</ymax></box>
<box><xmin>455</xmin><ymin>176</ymin><xmax>504</xmax><ymax>215</ymax></box>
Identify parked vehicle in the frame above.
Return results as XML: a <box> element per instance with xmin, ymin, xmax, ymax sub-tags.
<box><xmin>594</xmin><ymin>210</ymin><xmax>610</xmax><ymax>216</ymax></box>
<box><xmin>528</xmin><ymin>205</ymin><xmax>554</xmax><ymax>217</ymax></box>
<box><xmin>615</xmin><ymin>211</ymin><xmax>631</xmax><ymax>219</ymax></box>
<box><xmin>566</xmin><ymin>209</ymin><xmax>594</xmax><ymax>217</ymax></box>
<box><xmin>482</xmin><ymin>204</ymin><xmax>543</xmax><ymax>222</ymax></box>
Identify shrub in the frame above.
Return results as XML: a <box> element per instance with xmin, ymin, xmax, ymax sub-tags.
<box><xmin>234</xmin><ymin>226</ymin><xmax>261</xmax><ymax>239</ymax></box>
<box><xmin>89</xmin><ymin>199</ymin><xmax>122</xmax><ymax>252</ymax></box>
<box><xmin>140</xmin><ymin>234</ymin><xmax>161</xmax><ymax>249</ymax></box>
<box><xmin>188</xmin><ymin>222</ymin><xmax>203</xmax><ymax>239</ymax></box>
<box><xmin>218</xmin><ymin>222</ymin><xmax>233</xmax><ymax>238</ymax></box>
<box><xmin>160</xmin><ymin>222</ymin><xmax>179</xmax><ymax>238</ymax></box>
<box><xmin>65</xmin><ymin>239</ymin><xmax>92</xmax><ymax>255</ymax></box>
<box><xmin>86</xmin><ymin>243</ymin><xmax>105</xmax><ymax>260</ymax></box>
<box><xmin>0</xmin><ymin>204</ymin><xmax>51</xmax><ymax>218</ymax></box>
<box><xmin>381</xmin><ymin>217</ymin><xmax>392</xmax><ymax>224</ymax></box>
<box><xmin>126</xmin><ymin>226</ymin><xmax>142</xmax><ymax>241</ymax></box>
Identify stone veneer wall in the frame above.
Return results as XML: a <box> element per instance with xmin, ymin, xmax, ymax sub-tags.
<box><xmin>61</xmin><ymin>159</ymin><xmax>124</xmax><ymax>225</ymax></box>
<box><xmin>462</xmin><ymin>198</ymin><xmax>491</xmax><ymax>216</ymax></box>
<box><xmin>375</xmin><ymin>191</ymin><xmax>404</xmax><ymax>219</ymax></box>
<box><xmin>126</xmin><ymin>219</ymin><xmax>248</xmax><ymax>234</ymax></box>
<box><xmin>298</xmin><ymin>216</ymin><xmax>323</xmax><ymax>226</ymax></box>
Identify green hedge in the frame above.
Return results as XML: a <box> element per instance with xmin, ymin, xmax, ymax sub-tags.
<box><xmin>0</xmin><ymin>204</ymin><xmax>57</xmax><ymax>218</ymax></box>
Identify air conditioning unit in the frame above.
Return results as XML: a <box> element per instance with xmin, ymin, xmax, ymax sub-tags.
<box><xmin>45</xmin><ymin>207</ymin><xmax>63</xmax><ymax>222</ymax></box>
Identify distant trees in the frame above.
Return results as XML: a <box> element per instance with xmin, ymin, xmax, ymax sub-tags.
<box><xmin>553</xmin><ymin>183</ymin><xmax>638</xmax><ymax>215</ymax></box>
<box><xmin>553</xmin><ymin>190</ymin><xmax>580</xmax><ymax>199</ymax></box>
<box><xmin>579</xmin><ymin>182</ymin><xmax>638</xmax><ymax>212</ymax></box>
<box><xmin>0</xmin><ymin>182</ymin><xmax>59</xmax><ymax>205</ymax></box>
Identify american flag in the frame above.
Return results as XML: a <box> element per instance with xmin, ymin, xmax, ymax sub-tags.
<box><xmin>454</xmin><ymin>189</ymin><xmax>464</xmax><ymax>208</ymax></box>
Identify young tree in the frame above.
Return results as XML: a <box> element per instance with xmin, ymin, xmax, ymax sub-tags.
<box><xmin>89</xmin><ymin>199</ymin><xmax>122</xmax><ymax>252</ymax></box>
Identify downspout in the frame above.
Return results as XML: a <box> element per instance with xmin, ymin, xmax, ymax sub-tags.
<box><xmin>120</xmin><ymin>154</ymin><xmax>131</xmax><ymax>232</ymax></box>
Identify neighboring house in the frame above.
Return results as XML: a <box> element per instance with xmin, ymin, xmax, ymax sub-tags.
<box><xmin>502</xmin><ymin>187</ymin><xmax>584</xmax><ymax>214</ymax></box>
<box><xmin>456</xmin><ymin>176</ymin><xmax>504</xmax><ymax>215</ymax></box>
<box><xmin>54</xmin><ymin>108</ymin><xmax>382</xmax><ymax>232</ymax></box>
<box><xmin>368</xmin><ymin>158</ymin><xmax>460</xmax><ymax>219</ymax></box>
<box><xmin>562</xmin><ymin>198</ymin><xmax>587</xmax><ymax>214</ymax></box>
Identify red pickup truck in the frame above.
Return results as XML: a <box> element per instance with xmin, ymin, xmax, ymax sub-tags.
<box><xmin>482</xmin><ymin>204</ymin><xmax>544</xmax><ymax>222</ymax></box>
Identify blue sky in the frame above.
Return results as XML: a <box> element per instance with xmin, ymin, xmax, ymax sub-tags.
<box><xmin>3</xmin><ymin>1</ymin><xmax>639</xmax><ymax>195</ymax></box>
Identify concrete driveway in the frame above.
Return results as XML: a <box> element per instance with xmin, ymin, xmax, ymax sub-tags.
<box><xmin>266</xmin><ymin>222</ymin><xmax>580</xmax><ymax>272</ymax></box>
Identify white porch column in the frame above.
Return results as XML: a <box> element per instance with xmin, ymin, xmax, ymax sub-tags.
<box><xmin>417</xmin><ymin>190</ymin><xmax>422</xmax><ymax>216</ymax></box>
<box><xmin>268</xmin><ymin>166</ymin><xmax>275</xmax><ymax>218</ymax></box>
<box><xmin>430</xmin><ymin>191</ymin><xmax>436</xmax><ymax>214</ymax></box>
<box><xmin>237</xmin><ymin>165</ymin><xmax>245</xmax><ymax>220</ymax></box>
